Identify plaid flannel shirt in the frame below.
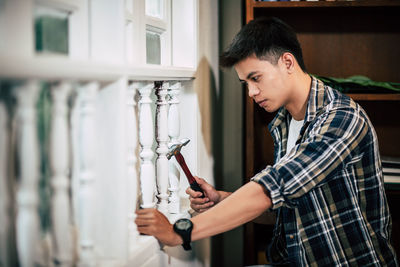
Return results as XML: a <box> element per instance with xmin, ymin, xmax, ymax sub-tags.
<box><xmin>252</xmin><ymin>76</ymin><xmax>398</xmax><ymax>266</ymax></box>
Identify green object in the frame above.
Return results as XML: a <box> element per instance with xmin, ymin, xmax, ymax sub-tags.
<box><xmin>146</xmin><ymin>31</ymin><xmax>161</xmax><ymax>65</ymax></box>
<box><xmin>0</xmin><ymin>82</ymin><xmax>52</xmax><ymax>231</ymax></box>
<box><xmin>315</xmin><ymin>75</ymin><xmax>400</xmax><ymax>94</ymax></box>
<box><xmin>35</xmin><ymin>15</ymin><xmax>69</xmax><ymax>55</ymax></box>
<box><xmin>37</xmin><ymin>83</ymin><xmax>52</xmax><ymax>231</ymax></box>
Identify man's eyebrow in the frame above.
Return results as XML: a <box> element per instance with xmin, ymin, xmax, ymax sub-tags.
<box><xmin>246</xmin><ymin>71</ymin><xmax>258</xmax><ymax>80</ymax></box>
<box><xmin>238</xmin><ymin>71</ymin><xmax>258</xmax><ymax>83</ymax></box>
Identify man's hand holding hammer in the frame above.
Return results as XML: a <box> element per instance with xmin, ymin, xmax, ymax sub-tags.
<box><xmin>186</xmin><ymin>176</ymin><xmax>232</xmax><ymax>213</ymax></box>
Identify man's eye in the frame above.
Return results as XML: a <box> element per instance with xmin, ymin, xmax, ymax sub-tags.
<box><xmin>251</xmin><ymin>76</ymin><xmax>259</xmax><ymax>82</ymax></box>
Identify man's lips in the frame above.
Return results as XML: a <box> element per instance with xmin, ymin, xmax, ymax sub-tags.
<box><xmin>256</xmin><ymin>99</ymin><xmax>267</xmax><ymax>107</ymax></box>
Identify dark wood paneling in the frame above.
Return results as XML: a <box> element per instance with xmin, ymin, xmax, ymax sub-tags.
<box><xmin>254</xmin><ymin>6</ymin><xmax>400</xmax><ymax>82</ymax></box>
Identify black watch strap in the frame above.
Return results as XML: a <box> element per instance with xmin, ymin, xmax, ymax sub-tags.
<box><xmin>173</xmin><ymin>219</ymin><xmax>193</xmax><ymax>251</ymax></box>
<box><xmin>182</xmin><ymin>241</ymin><xmax>192</xmax><ymax>251</ymax></box>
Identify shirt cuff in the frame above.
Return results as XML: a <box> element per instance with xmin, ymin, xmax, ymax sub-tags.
<box><xmin>250</xmin><ymin>166</ymin><xmax>286</xmax><ymax>210</ymax></box>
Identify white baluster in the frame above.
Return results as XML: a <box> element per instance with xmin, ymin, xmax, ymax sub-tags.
<box><xmin>50</xmin><ymin>82</ymin><xmax>73</xmax><ymax>266</ymax></box>
<box><xmin>168</xmin><ymin>82</ymin><xmax>181</xmax><ymax>215</ymax></box>
<box><xmin>0</xmin><ymin>102</ymin><xmax>10</xmax><ymax>266</ymax></box>
<box><xmin>15</xmin><ymin>80</ymin><xmax>41</xmax><ymax>267</ymax></box>
<box><xmin>139</xmin><ymin>83</ymin><xmax>156</xmax><ymax>209</ymax></box>
<box><xmin>155</xmin><ymin>82</ymin><xmax>169</xmax><ymax>215</ymax></box>
<box><xmin>77</xmin><ymin>82</ymin><xmax>98</xmax><ymax>267</ymax></box>
<box><xmin>126</xmin><ymin>82</ymin><xmax>140</xmax><ymax>247</ymax></box>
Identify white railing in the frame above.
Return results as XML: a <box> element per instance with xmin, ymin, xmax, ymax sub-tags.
<box><xmin>155</xmin><ymin>82</ymin><xmax>170</xmax><ymax>215</ymax></box>
<box><xmin>15</xmin><ymin>81</ymin><xmax>42</xmax><ymax>267</ymax></box>
<box><xmin>76</xmin><ymin>82</ymin><xmax>99</xmax><ymax>267</ymax></box>
<box><xmin>50</xmin><ymin>82</ymin><xmax>74</xmax><ymax>266</ymax></box>
<box><xmin>138</xmin><ymin>83</ymin><xmax>157</xmax><ymax>210</ymax></box>
<box><xmin>0</xmin><ymin>75</ymin><xmax>193</xmax><ymax>267</ymax></box>
<box><xmin>168</xmin><ymin>82</ymin><xmax>182</xmax><ymax>218</ymax></box>
<box><xmin>126</xmin><ymin>82</ymin><xmax>140</xmax><ymax>254</ymax></box>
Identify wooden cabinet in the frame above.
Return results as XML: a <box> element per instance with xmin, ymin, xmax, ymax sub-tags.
<box><xmin>244</xmin><ymin>0</ymin><xmax>400</xmax><ymax>265</ymax></box>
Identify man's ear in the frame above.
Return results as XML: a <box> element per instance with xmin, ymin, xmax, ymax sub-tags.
<box><xmin>281</xmin><ymin>52</ymin><xmax>295</xmax><ymax>73</ymax></box>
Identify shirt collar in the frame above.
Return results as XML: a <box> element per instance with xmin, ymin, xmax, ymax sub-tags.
<box><xmin>268</xmin><ymin>75</ymin><xmax>327</xmax><ymax>132</ymax></box>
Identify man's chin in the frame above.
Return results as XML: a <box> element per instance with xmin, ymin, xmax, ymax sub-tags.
<box><xmin>263</xmin><ymin>105</ymin><xmax>277</xmax><ymax>113</ymax></box>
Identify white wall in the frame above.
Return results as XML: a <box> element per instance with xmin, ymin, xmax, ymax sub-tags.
<box><xmin>219</xmin><ymin>0</ymin><xmax>245</xmax><ymax>266</ymax></box>
<box><xmin>0</xmin><ymin>0</ymin><xmax>220</xmax><ymax>266</ymax></box>
<box><xmin>192</xmin><ymin>0</ymin><xmax>220</xmax><ymax>266</ymax></box>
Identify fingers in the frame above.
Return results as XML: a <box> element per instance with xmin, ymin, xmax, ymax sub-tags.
<box><xmin>189</xmin><ymin>195</ymin><xmax>209</xmax><ymax>205</ymax></box>
<box><xmin>135</xmin><ymin>208</ymin><xmax>168</xmax><ymax>235</ymax></box>
<box><xmin>194</xmin><ymin>176</ymin><xmax>209</xmax><ymax>188</ymax></box>
<box><xmin>136</xmin><ymin>225</ymin><xmax>151</xmax><ymax>235</ymax></box>
<box><xmin>135</xmin><ymin>216</ymin><xmax>156</xmax><ymax>226</ymax></box>
<box><xmin>186</xmin><ymin>177</ymin><xmax>213</xmax><ymax>212</ymax></box>
<box><xmin>135</xmin><ymin>209</ymin><xmax>155</xmax><ymax>228</ymax></box>
<box><xmin>186</xmin><ymin>177</ymin><xmax>209</xmax><ymax>196</ymax></box>
<box><xmin>189</xmin><ymin>196</ymin><xmax>214</xmax><ymax>212</ymax></box>
<box><xmin>194</xmin><ymin>176</ymin><xmax>205</xmax><ymax>184</ymax></box>
<box><xmin>186</xmin><ymin>187</ymin><xmax>204</xmax><ymax>198</ymax></box>
<box><xmin>136</xmin><ymin>208</ymin><xmax>156</xmax><ymax>217</ymax></box>
<box><xmin>193</xmin><ymin>176</ymin><xmax>216</xmax><ymax>195</ymax></box>
<box><xmin>135</xmin><ymin>208</ymin><xmax>163</xmax><ymax>225</ymax></box>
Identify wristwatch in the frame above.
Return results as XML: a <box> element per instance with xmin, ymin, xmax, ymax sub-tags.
<box><xmin>173</xmin><ymin>218</ymin><xmax>193</xmax><ymax>251</ymax></box>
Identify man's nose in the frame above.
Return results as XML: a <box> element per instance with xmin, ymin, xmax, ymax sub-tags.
<box><xmin>248</xmin><ymin>83</ymin><xmax>259</xmax><ymax>98</ymax></box>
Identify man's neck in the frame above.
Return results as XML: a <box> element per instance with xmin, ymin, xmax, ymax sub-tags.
<box><xmin>285</xmin><ymin>72</ymin><xmax>312</xmax><ymax>121</ymax></box>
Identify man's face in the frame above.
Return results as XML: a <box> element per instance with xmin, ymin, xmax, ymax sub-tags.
<box><xmin>234</xmin><ymin>54</ymin><xmax>291</xmax><ymax>113</ymax></box>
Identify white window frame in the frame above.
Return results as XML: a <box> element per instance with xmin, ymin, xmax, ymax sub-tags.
<box><xmin>34</xmin><ymin>0</ymin><xmax>89</xmax><ymax>60</ymax></box>
<box><xmin>124</xmin><ymin>0</ymin><xmax>197</xmax><ymax>69</ymax></box>
<box><xmin>144</xmin><ymin>0</ymin><xmax>171</xmax><ymax>66</ymax></box>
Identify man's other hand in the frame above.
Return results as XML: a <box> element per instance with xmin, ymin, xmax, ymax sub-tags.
<box><xmin>186</xmin><ymin>176</ymin><xmax>221</xmax><ymax>213</ymax></box>
<box><xmin>135</xmin><ymin>208</ymin><xmax>182</xmax><ymax>246</ymax></box>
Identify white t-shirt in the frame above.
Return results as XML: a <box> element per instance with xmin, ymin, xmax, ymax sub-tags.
<box><xmin>286</xmin><ymin>118</ymin><xmax>304</xmax><ymax>154</ymax></box>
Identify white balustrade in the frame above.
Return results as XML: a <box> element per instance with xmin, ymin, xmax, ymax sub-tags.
<box><xmin>126</xmin><ymin>82</ymin><xmax>140</xmax><ymax>248</ymax></box>
<box><xmin>155</xmin><ymin>82</ymin><xmax>169</xmax><ymax>215</ymax></box>
<box><xmin>168</xmin><ymin>82</ymin><xmax>181</xmax><ymax>215</ymax></box>
<box><xmin>50</xmin><ymin>82</ymin><xmax>73</xmax><ymax>266</ymax></box>
<box><xmin>2</xmin><ymin>77</ymin><xmax>191</xmax><ymax>266</ymax></box>
<box><xmin>15</xmin><ymin>80</ymin><xmax>41</xmax><ymax>267</ymax></box>
<box><xmin>139</xmin><ymin>83</ymin><xmax>156</xmax><ymax>209</ymax></box>
<box><xmin>77</xmin><ymin>82</ymin><xmax>99</xmax><ymax>267</ymax></box>
<box><xmin>0</xmin><ymin>102</ymin><xmax>10</xmax><ymax>266</ymax></box>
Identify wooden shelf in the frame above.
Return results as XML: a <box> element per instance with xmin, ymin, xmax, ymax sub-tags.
<box><xmin>347</xmin><ymin>93</ymin><xmax>400</xmax><ymax>101</ymax></box>
<box><xmin>251</xmin><ymin>0</ymin><xmax>400</xmax><ymax>8</ymax></box>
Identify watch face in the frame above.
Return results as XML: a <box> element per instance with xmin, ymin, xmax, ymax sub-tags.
<box><xmin>176</xmin><ymin>219</ymin><xmax>192</xmax><ymax>231</ymax></box>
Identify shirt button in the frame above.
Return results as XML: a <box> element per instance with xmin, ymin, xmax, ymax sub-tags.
<box><xmin>289</xmin><ymin>235</ymin><xmax>294</xmax><ymax>239</ymax></box>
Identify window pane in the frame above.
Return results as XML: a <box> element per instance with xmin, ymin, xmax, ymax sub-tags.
<box><xmin>35</xmin><ymin>7</ymin><xmax>69</xmax><ymax>55</ymax></box>
<box><xmin>145</xmin><ymin>0</ymin><xmax>163</xmax><ymax>19</ymax></box>
<box><xmin>146</xmin><ymin>31</ymin><xmax>161</xmax><ymax>65</ymax></box>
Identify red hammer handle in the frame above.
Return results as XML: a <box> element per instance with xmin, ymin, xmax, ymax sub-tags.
<box><xmin>175</xmin><ymin>152</ymin><xmax>204</xmax><ymax>196</ymax></box>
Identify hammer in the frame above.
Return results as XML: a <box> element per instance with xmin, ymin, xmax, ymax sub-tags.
<box><xmin>167</xmin><ymin>139</ymin><xmax>204</xmax><ymax>197</ymax></box>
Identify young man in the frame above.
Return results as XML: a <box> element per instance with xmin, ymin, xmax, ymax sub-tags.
<box><xmin>135</xmin><ymin>17</ymin><xmax>398</xmax><ymax>266</ymax></box>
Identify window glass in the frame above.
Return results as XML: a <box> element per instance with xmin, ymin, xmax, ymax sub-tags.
<box><xmin>146</xmin><ymin>30</ymin><xmax>161</xmax><ymax>65</ymax></box>
<box><xmin>145</xmin><ymin>0</ymin><xmax>163</xmax><ymax>19</ymax></box>
<box><xmin>35</xmin><ymin>6</ymin><xmax>69</xmax><ymax>55</ymax></box>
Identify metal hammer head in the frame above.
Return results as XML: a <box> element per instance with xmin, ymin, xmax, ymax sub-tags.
<box><xmin>167</xmin><ymin>138</ymin><xmax>190</xmax><ymax>159</ymax></box>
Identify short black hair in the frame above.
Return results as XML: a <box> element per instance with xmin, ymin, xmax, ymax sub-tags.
<box><xmin>220</xmin><ymin>17</ymin><xmax>306</xmax><ymax>72</ymax></box>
